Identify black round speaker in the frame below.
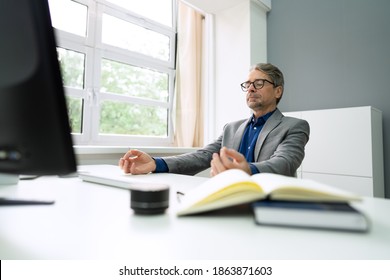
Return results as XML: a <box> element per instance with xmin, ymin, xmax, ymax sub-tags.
<box><xmin>130</xmin><ymin>183</ymin><xmax>169</xmax><ymax>215</ymax></box>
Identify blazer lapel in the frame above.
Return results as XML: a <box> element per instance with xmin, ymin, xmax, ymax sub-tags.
<box><xmin>232</xmin><ymin>118</ymin><xmax>251</xmax><ymax>150</ymax></box>
<box><xmin>254</xmin><ymin>109</ymin><xmax>283</xmax><ymax>160</ymax></box>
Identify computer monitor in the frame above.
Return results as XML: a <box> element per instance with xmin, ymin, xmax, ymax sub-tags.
<box><xmin>0</xmin><ymin>0</ymin><xmax>77</xmax><ymax>187</ymax></box>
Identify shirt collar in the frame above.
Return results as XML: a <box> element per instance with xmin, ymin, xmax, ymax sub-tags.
<box><xmin>250</xmin><ymin>109</ymin><xmax>275</xmax><ymax>126</ymax></box>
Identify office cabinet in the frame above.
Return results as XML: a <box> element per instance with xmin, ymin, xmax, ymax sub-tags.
<box><xmin>284</xmin><ymin>106</ymin><xmax>384</xmax><ymax>197</ymax></box>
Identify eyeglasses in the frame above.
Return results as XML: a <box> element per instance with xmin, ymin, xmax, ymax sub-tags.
<box><xmin>240</xmin><ymin>79</ymin><xmax>275</xmax><ymax>92</ymax></box>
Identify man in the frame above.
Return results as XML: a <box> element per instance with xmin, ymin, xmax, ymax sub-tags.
<box><xmin>119</xmin><ymin>63</ymin><xmax>310</xmax><ymax>177</ymax></box>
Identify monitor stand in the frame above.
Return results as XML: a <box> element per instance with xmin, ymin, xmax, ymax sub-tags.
<box><xmin>0</xmin><ymin>173</ymin><xmax>55</xmax><ymax>206</ymax></box>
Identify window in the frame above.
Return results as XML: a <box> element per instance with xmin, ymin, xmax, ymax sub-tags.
<box><xmin>48</xmin><ymin>0</ymin><xmax>176</xmax><ymax>146</ymax></box>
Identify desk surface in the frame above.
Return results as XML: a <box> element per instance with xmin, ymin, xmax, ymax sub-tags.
<box><xmin>1</xmin><ymin>165</ymin><xmax>390</xmax><ymax>260</ymax></box>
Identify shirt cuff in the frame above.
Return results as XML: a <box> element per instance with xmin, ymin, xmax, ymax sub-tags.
<box><xmin>153</xmin><ymin>157</ymin><xmax>169</xmax><ymax>173</ymax></box>
<box><xmin>249</xmin><ymin>163</ymin><xmax>259</xmax><ymax>175</ymax></box>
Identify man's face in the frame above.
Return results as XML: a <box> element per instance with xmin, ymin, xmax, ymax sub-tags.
<box><xmin>244</xmin><ymin>69</ymin><xmax>282</xmax><ymax>115</ymax></box>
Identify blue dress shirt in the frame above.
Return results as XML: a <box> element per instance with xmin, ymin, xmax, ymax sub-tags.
<box><xmin>154</xmin><ymin>157</ymin><xmax>169</xmax><ymax>173</ymax></box>
<box><xmin>238</xmin><ymin>110</ymin><xmax>274</xmax><ymax>174</ymax></box>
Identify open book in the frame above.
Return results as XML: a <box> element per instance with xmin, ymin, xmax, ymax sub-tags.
<box><xmin>176</xmin><ymin>169</ymin><xmax>361</xmax><ymax>216</ymax></box>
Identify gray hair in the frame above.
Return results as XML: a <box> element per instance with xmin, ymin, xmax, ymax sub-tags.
<box><xmin>250</xmin><ymin>63</ymin><xmax>284</xmax><ymax>104</ymax></box>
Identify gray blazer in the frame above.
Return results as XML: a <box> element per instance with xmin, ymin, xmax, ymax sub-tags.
<box><xmin>163</xmin><ymin>109</ymin><xmax>310</xmax><ymax>177</ymax></box>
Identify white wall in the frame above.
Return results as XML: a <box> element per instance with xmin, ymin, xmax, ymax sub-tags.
<box><xmin>214</xmin><ymin>1</ymin><xmax>252</xmax><ymax>136</ymax></box>
<box><xmin>250</xmin><ymin>1</ymin><xmax>268</xmax><ymax>65</ymax></box>
<box><xmin>214</xmin><ymin>0</ymin><xmax>269</xmax><ymax>139</ymax></box>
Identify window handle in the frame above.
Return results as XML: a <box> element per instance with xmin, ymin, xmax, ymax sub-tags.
<box><xmin>87</xmin><ymin>88</ymin><xmax>99</xmax><ymax>107</ymax></box>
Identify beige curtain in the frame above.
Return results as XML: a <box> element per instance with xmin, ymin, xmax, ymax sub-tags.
<box><xmin>174</xmin><ymin>1</ymin><xmax>204</xmax><ymax>147</ymax></box>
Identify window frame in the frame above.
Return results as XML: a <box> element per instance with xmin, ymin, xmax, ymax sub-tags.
<box><xmin>53</xmin><ymin>0</ymin><xmax>177</xmax><ymax>146</ymax></box>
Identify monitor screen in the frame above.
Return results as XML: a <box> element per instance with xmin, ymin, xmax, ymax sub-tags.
<box><xmin>0</xmin><ymin>0</ymin><xmax>77</xmax><ymax>182</ymax></box>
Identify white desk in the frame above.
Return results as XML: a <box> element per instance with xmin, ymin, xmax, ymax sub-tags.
<box><xmin>1</xmin><ymin>167</ymin><xmax>390</xmax><ymax>260</ymax></box>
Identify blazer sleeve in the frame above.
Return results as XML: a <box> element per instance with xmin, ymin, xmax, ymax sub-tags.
<box><xmin>162</xmin><ymin>136</ymin><xmax>222</xmax><ymax>175</ymax></box>
<box><xmin>161</xmin><ymin>119</ymin><xmax>247</xmax><ymax>175</ymax></box>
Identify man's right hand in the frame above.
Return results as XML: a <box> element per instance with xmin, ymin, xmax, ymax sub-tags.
<box><xmin>210</xmin><ymin>147</ymin><xmax>251</xmax><ymax>176</ymax></box>
<box><xmin>119</xmin><ymin>149</ymin><xmax>156</xmax><ymax>175</ymax></box>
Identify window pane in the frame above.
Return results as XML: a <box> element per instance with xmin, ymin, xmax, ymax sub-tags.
<box><xmin>106</xmin><ymin>0</ymin><xmax>172</xmax><ymax>27</ymax></box>
<box><xmin>57</xmin><ymin>48</ymin><xmax>85</xmax><ymax>89</ymax></box>
<box><xmin>100</xmin><ymin>101</ymin><xmax>168</xmax><ymax>136</ymax></box>
<box><xmin>101</xmin><ymin>59</ymin><xmax>169</xmax><ymax>102</ymax></box>
<box><xmin>48</xmin><ymin>0</ymin><xmax>87</xmax><ymax>37</ymax></box>
<box><xmin>102</xmin><ymin>14</ymin><xmax>170</xmax><ymax>61</ymax></box>
<box><xmin>66</xmin><ymin>96</ymin><xmax>83</xmax><ymax>134</ymax></box>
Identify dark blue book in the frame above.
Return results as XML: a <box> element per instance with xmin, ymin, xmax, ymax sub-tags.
<box><xmin>252</xmin><ymin>200</ymin><xmax>369</xmax><ymax>232</ymax></box>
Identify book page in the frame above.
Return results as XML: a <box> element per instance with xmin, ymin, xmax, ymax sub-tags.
<box><xmin>176</xmin><ymin>169</ymin><xmax>264</xmax><ymax>214</ymax></box>
<box><xmin>250</xmin><ymin>173</ymin><xmax>361</xmax><ymax>201</ymax></box>
<box><xmin>177</xmin><ymin>187</ymin><xmax>265</xmax><ymax>216</ymax></box>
